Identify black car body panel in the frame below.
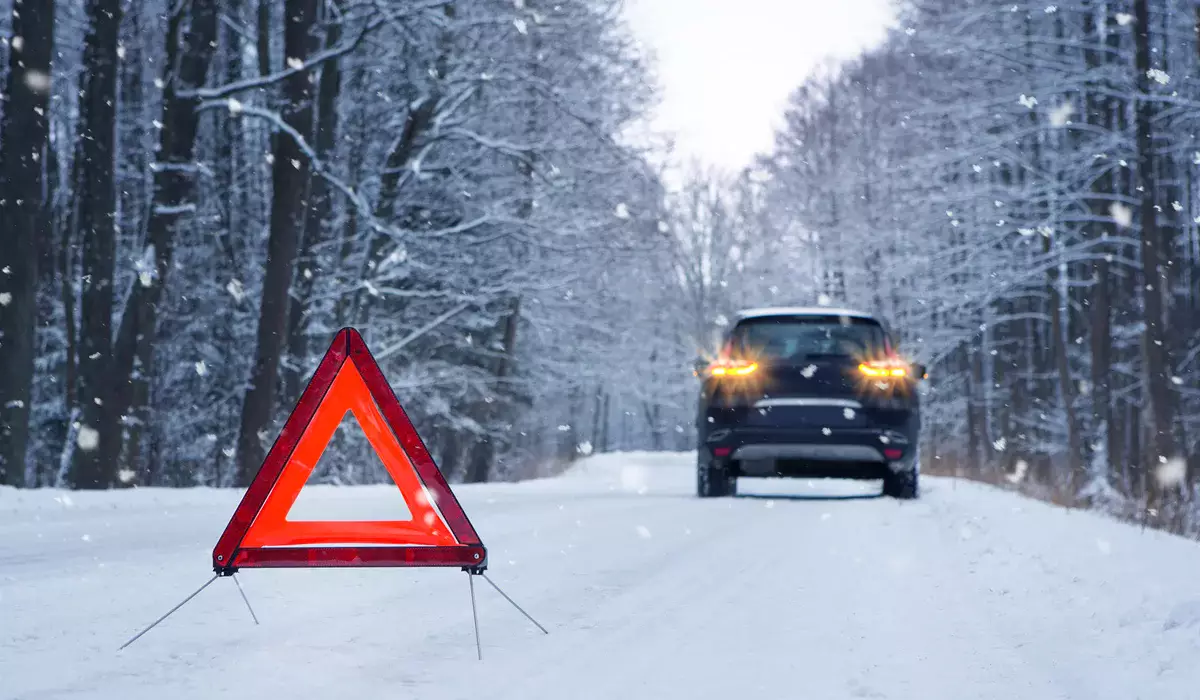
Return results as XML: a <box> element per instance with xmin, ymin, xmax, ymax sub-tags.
<box><xmin>696</xmin><ymin>307</ymin><xmax>923</xmax><ymax>486</ymax></box>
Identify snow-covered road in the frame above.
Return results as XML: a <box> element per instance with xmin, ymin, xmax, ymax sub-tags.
<box><xmin>4</xmin><ymin>451</ymin><xmax>1200</xmax><ymax>700</ymax></box>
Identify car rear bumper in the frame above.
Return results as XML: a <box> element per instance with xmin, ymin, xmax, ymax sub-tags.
<box><xmin>702</xmin><ymin>426</ymin><xmax>918</xmax><ymax>479</ymax></box>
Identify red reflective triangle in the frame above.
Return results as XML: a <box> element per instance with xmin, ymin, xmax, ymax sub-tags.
<box><xmin>212</xmin><ymin>328</ymin><xmax>486</xmax><ymax>573</ymax></box>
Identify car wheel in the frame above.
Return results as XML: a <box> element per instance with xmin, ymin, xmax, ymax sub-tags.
<box><xmin>883</xmin><ymin>467</ymin><xmax>919</xmax><ymax>499</ymax></box>
<box><xmin>697</xmin><ymin>454</ymin><xmax>736</xmax><ymax>498</ymax></box>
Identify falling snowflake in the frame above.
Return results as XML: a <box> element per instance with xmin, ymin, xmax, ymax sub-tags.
<box><xmin>1172</xmin><ymin>201</ymin><xmax>1183</xmax><ymax>212</ymax></box>
<box><xmin>576</xmin><ymin>441</ymin><xmax>594</xmax><ymax>456</ymax></box>
<box><xmin>1044</xmin><ymin>4</ymin><xmax>1057</xmax><ymax>13</ymax></box>
<box><xmin>286</xmin><ymin>56</ymin><xmax>304</xmax><ymax>70</ymax></box>
<box><xmin>973</xmin><ymin>164</ymin><xmax>983</xmax><ymax>173</ymax></box>
<box><xmin>614</xmin><ymin>202</ymin><xmax>630</xmax><ymax>219</ymax></box>
<box><xmin>195</xmin><ymin>360</ymin><xmax>208</xmax><ymax>376</ymax></box>
<box><xmin>1171</xmin><ymin>376</ymin><xmax>1183</xmax><ymax>386</ymax></box>
<box><xmin>1018</xmin><ymin>94</ymin><xmax>1038</xmax><ymax>109</ymax></box>
<box><xmin>513</xmin><ymin>18</ymin><xmax>528</xmax><ymax>34</ymax></box>
<box><xmin>1147</xmin><ymin>69</ymin><xmax>1170</xmax><ymax>85</ymax></box>
<box><xmin>817</xmin><ymin>293</ymin><xmax>832</xmax><ymax>306</ymax></box>
<box><xmin>1155</xmin><ymin>457</ymin><xmax>1187</xmax><ymax>488</ymax></box>
<box><xmin>1110</xmin><ymin>202</ymin><xmax>1133</xmax><ymax>228</ymax></box>
<box><xmin>822</xmin><ymin>427</ymin><xmax>832</xmax><ymax>436</ymax></box>
<box><xmin>1018</xmin><ymin>228</ymin><xmax>1035</xmax><ymax>237</ymax></box>
<box><xmin>24</xmin><ymin>70</ymin><xmax>50</xmax><ymax>94</ymax></box>
<box><xmin>843</xmin><ymin>408</ymin><xmax>856</xmax><ymax>420</ymax></box>
<box><xmin>1116</xmin><ymin>12</ymin><xmax>1133</xmax><ymax>26</ymax></box>
<box><xmin>117</xmin><ymin>469</ymin><xmax>136</xmax><ymax>484</ymax></box>
<box><xmin>226</xmin><ymin>278</ymin><xmax>245</xmax><ymax>302</ymax></box>
<box><xmin>636</xmin><ymin>525</ymin><xmax>651</xmax><ymax>539</ymax></box>
<box><xmin>227</xmin><ymin>98</ymin><xmax>244</xmax><ymax>115</ymax></box>
<box><xmin>801</xmin><ymin>364</ymin><xmax>818</xmax><ymax>378</ymax></box>
<box><xmin>993</xmin><ymin>437</ymin><xmax>1007</xmax><ymax>452</ymax></box>
<box><xmin>1049</xmin><ymin>102</ymin><xmax>1074</xmax><ymax>127</ymax></box>
<box><xmin>77</xmin><ymin>425</ymin><xmax>100</xmax><ymax>452</ymax></box>
<box><xmin>10</xmin><ymin>36</ymin><xmax>23</xmax><ymax>52</ymax></box>
<box><xmin>557</xmin><ymin>424</ymin><xmax>571</xmax><ymax>432</ymax></box>
<box><xmin>1006</xmin><ymin>459</ymin><xmax>1028</xmax><ymax>484</ymax></box>
<box><xmin>0</xmin><ymin>293</ymin><xmax>10</xmax><ymax>307</ymax></box>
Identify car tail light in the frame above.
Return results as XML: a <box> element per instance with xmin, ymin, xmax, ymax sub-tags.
<box><xmin>859</xmin><ymin>360</ymin><xmax>908</xmax><ymax>378</ymax></box>
<box><xmin>884</xmin><ymin>447</ymin><xmax>904</xmax><ymax>460</ymax></box>
<box><xmin>713</xmin><ymin>446</ymin><xmax>732</xmax><ymax>457</ymax></box>
<box><xmin>707</xmin><ymin>361</ymin><xmax>758</xmax><ymax>378</ymax></box>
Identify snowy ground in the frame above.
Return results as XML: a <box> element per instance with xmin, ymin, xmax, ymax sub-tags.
<box><xmin>4</xmin><ymin>451</ymin><xmax>1200</xmax><ymax>700</ymax></box>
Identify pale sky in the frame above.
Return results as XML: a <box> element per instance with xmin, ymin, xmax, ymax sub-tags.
<box><xmin>622</xmin><ymin>0</ymin><xmax>897</xmax><ymax>176</ymax></box>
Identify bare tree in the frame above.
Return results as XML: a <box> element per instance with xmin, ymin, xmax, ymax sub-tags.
<box><xmin>0</xmin><ymin>0</ymin><xmax>55</xmax><ymax>486</ymax></box>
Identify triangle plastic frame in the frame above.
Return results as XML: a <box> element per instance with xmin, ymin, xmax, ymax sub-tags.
<box><xmin>212</xmin><ymin>328</ymin><xmax>487</xmax><ymax>575</ymax></box>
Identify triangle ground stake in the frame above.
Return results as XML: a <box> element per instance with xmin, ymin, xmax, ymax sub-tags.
<box><xmin>119</xmin><ymin>328</ymin><xmax>546</xmax><ymax>655</ymax></box>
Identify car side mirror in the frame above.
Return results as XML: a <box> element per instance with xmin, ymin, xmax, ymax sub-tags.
<box><xmin>693</xmin><ymin>357</ymin><xmax>709</xmax><ymax>376</ymax></box>
<box><xmin>913</xmin><ymin>363</ymin><xmax>928</xmax><ymax>380</ymax></box>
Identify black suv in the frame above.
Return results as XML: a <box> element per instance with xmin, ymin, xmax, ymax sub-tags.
<box><xmin>694</xmin><ymin>307</ymin><xmax>926</xmax><ymax>499</ymax></box>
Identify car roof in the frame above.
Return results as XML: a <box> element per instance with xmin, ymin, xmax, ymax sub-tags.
<box><xmin>734</xmin><ymin>306</ymin><xmax>880</xmax><ymax>322</ymax></box>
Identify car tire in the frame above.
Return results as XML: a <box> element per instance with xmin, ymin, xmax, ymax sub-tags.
<box><xmin>697</xmin><ymin>454</ymin><xmax>736</xmax><ymax>498</ymax></box>
<box><xmin>883</xmin><ymin>468</ymin><xmax>919</xmax><ymax>499</ymax></box>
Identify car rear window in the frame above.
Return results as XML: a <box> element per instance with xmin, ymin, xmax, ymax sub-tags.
<box><xmin>725</xmin><ymin>315</ymin><xmax>891</xmax><ymax>362</ymax></box>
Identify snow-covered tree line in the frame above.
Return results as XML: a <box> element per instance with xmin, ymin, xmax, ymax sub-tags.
<box><xmin>0</xmin><ymin>0</ymin><xmax>694</xmax><ymax>489</ymax></box>
<box><xmin>747</xmin><ymin>0</ymin><xmax>1200</xmax><ymax>530</ymax></box>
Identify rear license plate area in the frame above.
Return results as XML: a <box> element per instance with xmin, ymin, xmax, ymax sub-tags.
<box><xmin>747</xmin><ymin>403</ymin><xmax>866</xmax><ymax>428</ymax></box>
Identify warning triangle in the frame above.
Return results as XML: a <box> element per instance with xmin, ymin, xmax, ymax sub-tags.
<box><xmin>213</xmin><ymin>328</ymin><xmax>486</xmax><ymax>573</ymax></box>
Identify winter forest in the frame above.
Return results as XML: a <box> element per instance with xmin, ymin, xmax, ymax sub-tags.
<box><xmin>1</xmin><ymin>0</ymin><xmax>1198</xmax><ymax>535</ymax></box>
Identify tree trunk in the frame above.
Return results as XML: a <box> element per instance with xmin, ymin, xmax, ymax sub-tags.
<box><xmin>0</xmin><ymin>0</ymin><xmax>56</xmax><ymax>486</ymax></box>
<box><xmin>283</xmin><ymin>17</ymin><xmax>343</xmax><ymax>406</ymax></box>
<box><xmin>461</xmin><ymin>297</ymin><xmax>521</xmax><ymax>484</ymax></box>
<box><xmin>236</xmin><ymin>0</ymin><xmax>320</xmax><ymax>486</ymax></box>
<box><xmin>67</xmin><ymin>0</ymin><xmax>123</xmax><ymax>489</ymax></box>
<box><xmin>1132</xmin><ymin>0</ymin><xmax>1181</xmax><ymax>488</ymax></box>
<box><xmin>1082</xmin><ymin>0</ymin><xmax>1116</xmax><ymax>485</ymax></box>
<box><xmin>108</xmin><ymin>0</ymin><xmax>220</xmax><ymax>482</ymax></box>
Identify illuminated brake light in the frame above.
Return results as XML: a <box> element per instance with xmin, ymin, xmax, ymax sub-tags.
<box><xmin>859</xmin><ymin>361</ymin><xmax>907</xmax><ymax>378</ymax></box>
<box><xmin>884</xmin><ymin>448</ymin><xmax>904</xmax><ymax>460</ymax></box>
<box><xmin>709</xmin><ymin>362</ymin><xmax>758</xmax><ymax>377</ymax></box>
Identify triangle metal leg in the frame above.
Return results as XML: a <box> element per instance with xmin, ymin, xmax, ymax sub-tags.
<box><xmin>233</xmin><ymin>573</ymin><xmax>260</xmax><ymax>625</ymax></box>
<box><xmin>118</xmin><ymin>575</ymin><xmax>219</xmax><ymax>651</ymax></box>
<box><xmin>468</xmin><ymin>571</ymin><xmax>482</xmax><ymax>660</ymax></box>
<box><xmin>481</xmin><ymin>573</ymin><xmax>549</xmax><ymax>635</ymax></box>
